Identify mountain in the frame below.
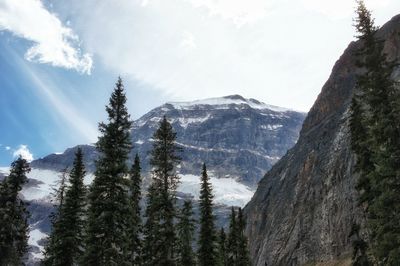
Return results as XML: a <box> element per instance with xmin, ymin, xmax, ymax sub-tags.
<box><xmin>18</xmin><ymin>95</ymin><xmax>305</xmax><ymax>263</ymax></box>
<box><xmin>32</xmin><ymin>94</ymin><xmax>306</xmax><ymax>187</ymax></box>
<box><xmin>244</xmin><ymin>14</ymin><xmax>400</xmax><ymax>266</ymax></box>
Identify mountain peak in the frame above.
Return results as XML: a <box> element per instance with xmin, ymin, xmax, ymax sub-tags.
<box><xmin>222</xmin><ymin>94</ymin><xmax>247</xmax><ymax>101</ymax></box>
<box><xmin>167</xmin><ymin>95</ymin><xmax>294</xmax><ymax>113</ymax></box>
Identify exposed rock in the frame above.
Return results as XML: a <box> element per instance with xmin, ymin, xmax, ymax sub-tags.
<box><xmin>244</xmin><ymin>14</ymin><xmax>400</xmax><ymax>266</ymax></box>
<box><xmin>32</xmin><ymin>95</ymin><xmax>305</xmax><ymax>187</ymax></box>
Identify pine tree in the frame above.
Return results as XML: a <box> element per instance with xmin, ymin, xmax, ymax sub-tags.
<box><xmin>43</xmin><ymin>148</ymin><xmax>87</xmax><ymax>266</ymax></box>
<box><xmin>218</xmin><ymin>228</ymin><xmax>228</xmax><ymax>266</ymax></box>
<box><xmin>198</xmin><ymin>163</ymin><xmax>218</xmax><ymax>266</ymax></box>
<box><xmin>349</xmin><ymin>223</ymin><xmax>370</xmax><ymax>266</ymax></box>
<box><xmin>227</xmin><ymin>207</ymin><xmax>239</xmax><ymax>265</ymax></box>
<box><xmin>350</xmin><ymin>1</ymin><xmax>400</xmax><ymax>264</ymax></box>
<box><xmin>237</xmin><ymin>208</ymin><xmax>251</xmax><ymax>266</ymax></box>
<box><xmin>128</xmin><ymin>153</ymin><xmax>143</xmax><ymax>265</ymax></box>
<box><xmin>142</xmin><ymin>182</ymin><xmax>162</xmax><ymax>265</ymax></box>
<box><xmin>82</xmin><ymin>77</ymin><xmax>133</xmax><ymax>266</ymax></box>
<box><xmin>143</xmin><ymin>116</ymin><xmax>181</xmax><ymax>265</ymax></box>
<box><xmin>177</xmin><ymin>200</ymin><xmax>196</xmax><ymax>266</ymax></box>
<box><xmin>0</xmin><ymin>157</ymin><xmax>30</xmax><ymax>265</ymax></box>
<box><xmin>42</xmin><ymin>168</ymin><xmax>69</xmax><ymax>266</ymax></box>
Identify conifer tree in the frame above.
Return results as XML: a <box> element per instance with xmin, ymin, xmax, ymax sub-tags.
<box><xmin>143</xmin><ymin>116</ymin><xmax>181</xmax><ymax>265</ymax></box>
<box><xmin>177</xmin><ymin>200</ymin><xmax>196</xmax><ymax>266</ymax></box>
<box><xmin>198</xmin><ymin>163</ymin><xmax>218</xmax><ymax>266</ymax></box>
<box><xmin>0</xmin><ymin>157</ymin><xmax>30</xmax><ymax>265</ymax></box>
<box><xmin>349</xmin><ymin>223</ymin><xmax>370</xmax><ymax>266</ymax></box>
<box><xmin>128</xmin><ymin>153</ymin><xmax>143</xmax><ymax>265</ymax></box>
<box><xmin>350</xmin><ymin>1</ymin><xmax>400</xmax><ymax>264</ymax></box>
<box><xmin>218</xmin><ymin>228</ymin><xmax>228</xmax><ymax>266</ymax></box>
<box><xmin>142</xmin><ymin>182</ymin><xmax>161</xmax><ymax>265</ymax></box>
<box><xmin>237</xmin><ymin>208</ymin><xmax>251</xmax><ymax>266</ymax></box>
<box><xmin>82</xmin><ymin>77</ymin><xmax>133</xmax><ymax>265</ymax></box>
<box><xmin>227</xmin><ymin>207</ymin><xmax>239</xmax><ymax>265</ymax></box>
<box><xmin>43</xmin><ymin>148</ymin><xmax>87</xmax><ymax>266</ymax></box>
<box><xmin>42</xmin><ymin>168</ymin><xmax>69</xmax><ymax>266</ymax></box>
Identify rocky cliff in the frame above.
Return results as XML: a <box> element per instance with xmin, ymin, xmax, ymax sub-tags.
<box><xmin>244</xmin><ymin>14</ymin><xmax>400</xmax><ymax>266</ymax></box>
<box><xmin>33</xmin><ymin>95</ymin><xmax>305</xmax><ymax>187</ymax></box>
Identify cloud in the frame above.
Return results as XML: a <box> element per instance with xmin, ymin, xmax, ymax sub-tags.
<box><xmin>57</xmin><ymin>0</ymin><xmax>400</xmax><ymax>112</ymax></box>
<box><xmin>5</xmin><ymin>146</ymin><xmax>11</xmax><ymax>151</ymax></box>
<box><xmin>13</xmin><ymin>145</ymin><xmax>33</xmax><ymax>162</ymax></box>
<box><xmin>301</xmin><ymin>0</ymin><xmax>392</xmax><ymax>19</ymax></box>
<box><xmin>0</xmin><ymin>0</ymin><xmax>92</xmax><ymax>74</ymax></box>
<box><xmin>187</xmin><ymin>0</ymin><xmax>276</xmax><ymax>26</ymax></box>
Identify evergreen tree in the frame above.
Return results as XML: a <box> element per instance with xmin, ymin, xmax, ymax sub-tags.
<box><xmin>227</xmin><ymin>207</ymin><xmax>239</xmax><ymax>265</ymax></box>
<box><xmin>218</xmin><ymin>228</ymin><xmax>228</xmax><ymax>266</ymax></box>
<box><xmin>128</xmin><ymin>153</ymin><xmax>143</xmax><ymax>265</ymax></box>
<box><xmin>42</xmin><ymin>168</ymin><xmax>69</xmax><ymax>266</ymax></box>
<box><xmin>0</xmin><ymin>157</ymin><xmax>30</xmax><ymax>265</ymax></box>
<box><xmin>177</xmin><ymin>200</ymin><xmax>196</xmax><ymax>266</ymax></box>
<box><xmin>197</xmin><ymin>163</ymin><xmax>218</xmax><ymax>266</ymax></box>
<box><xmin>349</xmin><ymin>223</ymin><xmax>370</xmax><ymax>266</ymax></box>
<box><xmin>143</xmin><ymin>116</ymin><xmax>181</xmax><ymax>265</ymax></box>
<box><xmin>43</xmin><ymin>148</ymin><xmax>87</xmax><ymax>266</ymax></box>
<box><xmin>237</xmin><ymin>208</ymin><xmax>251</xmax><ymax>266</ymax></box>
<box><xmin>350</xmin><ymin>1</ymin><xmax>400</xmax><ymax>264</ymax></box>
<box><xmin>142</xmin><ymin>182</ymin><xmax>162</xmax><ymax>265</ymax></box>
<box><xmin>82</xmin><ymin>77</ymin><xmax>133</xmax><ymax>266</ymax></box>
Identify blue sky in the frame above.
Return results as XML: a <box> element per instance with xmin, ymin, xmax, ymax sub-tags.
<box><xmin>0</xmin><ymin>0</ymin><xmax>399</xmax><ymax>165</ymax></box>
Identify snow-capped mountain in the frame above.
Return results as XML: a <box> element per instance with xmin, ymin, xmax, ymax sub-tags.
<box><xmin>6</xmin><ymin>95</ymin><xmax>305</xmax><ymax>264</ymax></box>
<box><xmin>33</xmin><ymin>94</ymin><xmax>306</xmax><ymax>187</ymax></box>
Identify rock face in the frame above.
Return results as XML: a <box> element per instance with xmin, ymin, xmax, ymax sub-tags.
<box><xmin>244</xmin><ymin>15</ymin><xmax>400</xmax><ymax>266</ymax></box>
<box><xmin>24</xmin><ymin>95</ymin><xmax>304</xmax><ymax>264</ymax></box>
<box><xmin>33</xmin><ymin>95</ymin><xmax>305</xmax><ymax>187</ymax></box>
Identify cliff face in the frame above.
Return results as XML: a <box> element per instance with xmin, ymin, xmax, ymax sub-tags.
<box><xmin>244</xmin><ymin>15</ymin><xmax>400</xmax><ymax>266</ymax></box>
<box><xmin>32</xmin><ymin>95</ymin><xmax>305</xmax><ymax>187</ymax></box>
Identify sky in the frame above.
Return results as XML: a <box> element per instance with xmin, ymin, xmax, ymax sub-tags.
<box><xmin>0</xmin><ymin>0</ymin><xmax>399</xmax><ymax>165</ymax></box>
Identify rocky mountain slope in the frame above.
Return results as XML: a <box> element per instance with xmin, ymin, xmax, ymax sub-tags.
<box><xmin>12</xmin><ymin>95</ymin><xmax>305</xmax><ymax>263</ymax></box>
<box><xmin>33</xmin><ymin>94</ymin><xmax>305</xmax><ymax>187</ymax></box>
<box><xmin>244</xmin><ymin>14</ymin><xmax>400</xmax><ymax>266</ymax></box>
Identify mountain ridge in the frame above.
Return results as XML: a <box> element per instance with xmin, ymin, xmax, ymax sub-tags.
<box><xmin>32</xmin><ymin>94</ymin><xmax>306</xmax><ymax>187</ymax></box>
<box><xmin>244</xmin><ymin>14</ymin><xmax>400</xmax><ymax>266</ymax></box>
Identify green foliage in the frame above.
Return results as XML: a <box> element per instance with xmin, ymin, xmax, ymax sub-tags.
<box><xmin>227</xmin><ymin>208</ymin><xmax>239</xmax><ymax>265</ymax></box>
<box><xmin>0</xmin><ymin>157</ymin><xmax>30</xmax><ymax>265</ymax></box>
<box><xmin>177</xmin><ymin>200</ymin><xmax>196</xmax><ymax>266</ymax></box>
<box><xmin>82</xmin><ymin>77</ymin><xmax>133</xmax><ymax>265</ymax></box>
<box><xmin>43</xmin><ymin>148</ymin><xmax>87</xmax><ymax>266</ymax></box>
<box><xmin>349</xmin><ymin>223</ymin><xmax>370</xmax><ymax>266</ymax></box>
<box><xmin>128</xmin><ymin>154</ymin><xmax>143</xmax><ymax>265</ymax></box>
<box><xmin>226</xmin><ymin>207</ymin><xmax>251</xmax><ymax>266</ymax></box>
<box><xmin>237</xmin><ymin>208</ymin><xmax>251</xmax><ymax>266</ymax></box>
<box><xmin>350</xmin><ymin>1</ymin><xmax>400</xmax><ymax>265</ymax></box>
<box><xmin>143</xmin><ymin>116</ymin><xmax>181</xmax><ymax>265</ymax></box>
<box><xmin>197</xmin><ymin>163</ymin><xmax>218</xmax><ymax>266</ymax></box>
<box><xmin>218</xmin><ymin>228</ymin><xmax>228</xmax><ymax>266</ymax></box>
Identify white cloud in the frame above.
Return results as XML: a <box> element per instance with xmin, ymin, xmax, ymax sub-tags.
<box><xmin>56</xmin><ymin>0</ymin><xmax>400</xmax><ymax>112</ymax></box>
<box><xmin>0</xmin><ymin>0</ymin><xmax>92</xmax><ymax>74</ymax></box>
<box><xmin>5</xmin><ymin>146</ymin><xmax>11</xmax><ymax>151</ymax></box>
<box><xmin>187</xmin><ymin>0</ymin><xmax>276</xmax><ymax>26</ymax></box>
<box><xmin>13</xmin><ymin>145</ymin><xmax>34</xmax><ymax>162</ymax></box>
<box><xmin>301</xmin><ymin>0</ymin><xmax>392</xmax><ymax>20</ymax></box>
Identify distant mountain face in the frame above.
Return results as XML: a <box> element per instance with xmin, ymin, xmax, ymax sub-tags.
<box><xmin>244</xmin><ymin>14</ymin><xmax>400</xmax><ymax>266</ymax></box>
<box><xmin>23</xmin><ymin>94</ymin><xmax>304</xmax><ymax>264</ymax></box>
<box><xmin>33</xmin><ymin>94</ymin><xmax>306</xmax><ymax>187</ymax></box>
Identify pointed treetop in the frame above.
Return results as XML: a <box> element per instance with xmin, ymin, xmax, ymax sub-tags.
<box><xmin>354</xmin><ymin>0</ymin><xmax>377</xmax><ymax>39</ymax></box>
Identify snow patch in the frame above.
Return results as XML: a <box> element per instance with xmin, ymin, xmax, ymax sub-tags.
<box><xmin>135</xmin><ymin>140</ymin><xmax>144</xmax><ymax>145</ymax></box>
<box><xmin>176</xmin><ymin>114</ymin><xmax>211</xmax><ymax>128</ymax></box>
<box><xmin>28</xmin><ymin>228</ymin><xmax>47</xmax><ymax>259</ymax></box>
<box><xmin>21</xmin><ymin>168</ymin><xmax>94</xmax><ymax>202</ymax></box>
<box><xmin>178</xmin><ymin>174</ymin><xmax>254</xmax><ymax>207</ymax></box>
<box><xmin>169</xmin><ymin>95</ymin><xmax>293</xmax><ymax>113</ymax></box>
